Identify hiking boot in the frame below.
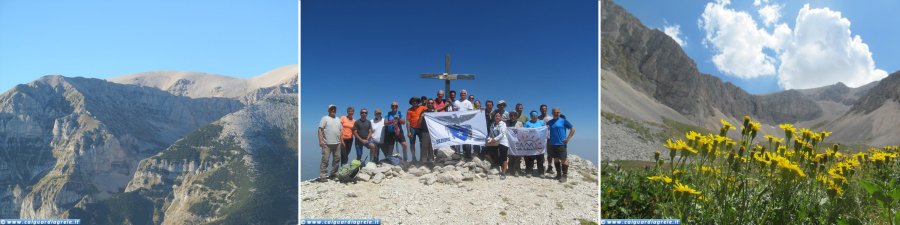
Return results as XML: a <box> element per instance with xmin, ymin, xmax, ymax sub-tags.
<box><xmin>559</xmin><ymin>175</ymin><xmax>567</xmax><ymax>183</ymax></box>
<box><xmin>545</xmin><ymin>167</ymin><xmax>554</xmax><ymax>174</ymax></box>
<box><xmin>500</xmin><ymin>172</ymin><xmax>507</xmax><ymax>180</ymax></box>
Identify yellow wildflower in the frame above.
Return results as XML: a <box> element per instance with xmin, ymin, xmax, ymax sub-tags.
<box><xmin>673</xmin><ymin>181</ymin><xmax>701</xmax><ymax>195</ymax></box>
<box><xmin>779</xmin><ymin>123</ymin><xmax>796</xmax><ymax>134</ymax></box>
<box><xmin>647</xmin><ymin>175</ymin><xmax>673</xmax><ymax>184</ymax></box>
<box><xmin>720</xmin><ymin>119</ymin><xmax>736</xmax><ymax>130</ymax></box>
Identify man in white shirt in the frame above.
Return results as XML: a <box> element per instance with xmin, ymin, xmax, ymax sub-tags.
<box><xmin>453</xmin><ymin>89</ymin><xmax>475</xmax><ymax>159</ymax></box>
<box><xmin>453</xmin><ymin>89</ymin><xmax>474</xmax><ymax>111</ymax></box>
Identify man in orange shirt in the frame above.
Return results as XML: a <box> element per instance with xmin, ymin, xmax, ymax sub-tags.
<box><xmin>407</xmin><ymin>97</ymin><xmax>427</xmax><ymax>163</ymax></box>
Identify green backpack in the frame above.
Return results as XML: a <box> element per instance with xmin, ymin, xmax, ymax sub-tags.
<box><xmin>337</xmin><ymin>159</ymin><xmax>363</xmax><ymax>182</ymax></box>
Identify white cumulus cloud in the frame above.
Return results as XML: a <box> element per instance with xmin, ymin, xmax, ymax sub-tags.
<box><xmin>699</xmin><ymin>1</ymin><xmax>887</xmax><ymax>89</ymax></box>
<box><xmin>777</xmin><ymin>4</ymin><xmax>887</xmax><ymax>89</ymax></box>
<box><xmin>699</xmin><ymin>0</ymin><xmax>778</xmax><ymax>78</ymax></box>
<box><xmin>758</xmin><ymin>4</ymin><xmax>782</xmax><ymax>27</ymax></box>
<box><xmin>663</xmin><ymin>23</ymin><xmax>687</xmax><ymax>47</ymax></box>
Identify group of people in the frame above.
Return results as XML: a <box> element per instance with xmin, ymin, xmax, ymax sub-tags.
<box><xmin>317</xmin><ymin>89</ymin><xmax>576</xmax><ymax>183</ymax></box>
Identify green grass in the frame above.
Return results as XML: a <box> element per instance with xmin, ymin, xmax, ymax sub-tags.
<box><xmin>660</xmin><ymin>116</ymin><xmax>711</xmax><ymax>142</ymax></box>
<box><xmin>602</xmin><ymin>111</ymin><xmax>656</xmax><ymax>142</ymax></box>
<box><xmin>68</xmin><ymin>192</ymin><xmax>154</xmax><ymax>225</ymax></box>
<box><xmin>603</xmin><ymin>116</ymin><xmax>900</xmax><ymax>224</ymax></box>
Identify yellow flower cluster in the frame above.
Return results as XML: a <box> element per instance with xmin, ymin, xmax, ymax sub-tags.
<box><xmin>647</xmin><ymin>175</ymin><xmax>673</xmax><ymax>184</ymax></box>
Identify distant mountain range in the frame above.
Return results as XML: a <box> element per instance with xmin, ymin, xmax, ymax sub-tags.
<box><xmin>601</xmin><ymin>0</ymin><xmax>900</xmax><ymax>148</ymax></box>
<box><xmin>0</xmin><ymin>65</ymin><xmax>297</xmax><ymax>224</ymax></box>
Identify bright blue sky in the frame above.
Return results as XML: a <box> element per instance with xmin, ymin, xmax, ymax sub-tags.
<box><xmin>300</xmin><ymin>0</ymin><xmax>598</xmax><ymax>178</ymax></box>
<box><xmin>617</xmin><ymin>0</ymin><xmax>900</xmax><ymax>94</ymax></box>
<box><xmin>0</xmin><ymin>0</ymin><xmax>297</xmax><ymax>92</ymax></box>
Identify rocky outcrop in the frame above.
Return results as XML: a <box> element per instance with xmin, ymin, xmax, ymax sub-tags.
<box><xmin>0</xmin><ymin>65</ymin><xmax>298</xmax><ymax>223</ymax></box>
<box><xmin>0</xmin><ymin>76</ymin><xmax>243</xmax><ymax>219</ymax></box>
<box><xmin>601</xmin><ymin>0</ymin><xmax>823</xmax><ymax>125</ymax></box>
<box><xmin>301</xmin><ymin>154</ymin><xmax>598</xmax><ymax>224</ymax></box>
<box><xmin>72</xmin><ymin>94</ymin><xmax>298</xmax><ymax>225</ymax></box>
<box><xmin>849</xmin><ymin>71</ymin><xmax>900</xmax><ymax>114</ymax></box>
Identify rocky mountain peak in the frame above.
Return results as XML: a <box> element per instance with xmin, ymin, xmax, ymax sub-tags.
<box><xmin>850</xmin><ymin>71</ymin><xmax>900</xmax><ymax>114</ymax></box>
<box><xmin>601</xmin><ymin>0</ymin><xmax>822</xmax><ymax>125</ymax></box>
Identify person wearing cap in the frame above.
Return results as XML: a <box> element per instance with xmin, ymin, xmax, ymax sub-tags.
<box><xmin>339</xmin><ymin>107</ymin><xmax>356</xmax><ymax>166</ymax></box>
<box><xmin>352</xmin><ymin>108</ymin><xmax>376</xmax><ymax>162</ymax></box>
<box><xmin>370</xmin><ymin>109</ymin><xmax>386</xmax><ymax>163</ymax></box>
<box><xmin>548</xmin><ymin>107</ymin><xmax>575</xmax><ymax>182</ymax></box>
<box><xmin>317</xmin><ymin>105</ymin><xmax>343</xmax><ymax>181</ymax></box>
<box><xmin>434</xmin><ymin>90</ymin><xmax>449</xmax><ymax>112</ymax></box>
<box><xmin>383</xmin><ymin>101</ymin><xmax>408</xmax><ymax>163</ymax></box>
<box><xmin>406</xmin><ymin>97</ymin><xmax>427</xmax><ymax>163</ymax></box>
<box><xmin>487</xmin><ymin>111</ymin><xmax>509</xmax><ymax>179</ymax></box>
<box><xmin>505</xmin><ymin>111</ymin><xmax>524</xmax><ymax>176</ymax></box>
<box><xmin>523</xmin><ymin>110</ymin><xmax>546</xmax><ymax>177</ymax></box>
<box><xmin>496</xmin><ymin>100</ymin><xmax>510</xmax><ymax>121</ymax></box>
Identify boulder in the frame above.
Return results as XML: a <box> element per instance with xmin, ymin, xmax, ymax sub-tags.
<box><xmin>438</xmin><ymin>171</ymin><xmax>464</xmax><ymax>184</ymax></box>
<box><xmin>410</xmin><ymin>166</ymin><xmax>430</xmax><ymax>177</ymax></box>
<box><xmin>357</xmin><ymin>173</ymin><xmax>371</xmax><ymax>182</ymax></box>
<box><xmin>420</xmin><ymin>174</ymin><xmax>437</xmax><ymax>185</ymax></box>
<box><xmin>361</xmin><ymin>163</ymin><xmax>378</xmax><ymax>175</ymax></box>
<box><xmin>374</xmin><ymin>165</ymin><xmax>392</xmax><ymax>174</ymax></box>
<box><xmin>488</xmin><ymin>168</ymin><xmax>499</xmax><ymax>175</ymax></box>
<box><xmin>462</xmin><ymin>172</ymin><xmax>474</xmax><ymax>181</ymax></box>
<box><xmin>472</xmin><ymin>157</ymin><xmax>483</xmax><ymax>166</ymax></box>
<box><xmin>436</xmin><ymin>148</ymin><xmax>455</xmax><ymax>160</ymax></box>
<box><xmin>479</xmin><ymin>160</ymin><xmax>492</xmax><ymax>171</ymax></box>
<box><xmin>373</xmin><ymin>173</ymin><xmax>385</xmax><ymax>184</ymax></box>
<box><xmin>443</xmin><ymin>165</ymin><xmax>455</xmax><ymax>172</ymax></box>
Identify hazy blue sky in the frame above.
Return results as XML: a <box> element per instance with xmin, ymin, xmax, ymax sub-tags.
<box><xmin>618</xmin><ymin>0</ymin><xmax>900</xmax><ymax>94</ymax></box>
<box><xmin>0</xmin><ymin>0</ymin><xmax>298</xmax><ymax>92</ymax></box>
<box><xmin>301</xmin><ymin>0</ymin><xmax>598</xmax><ymax>179</ymax></box>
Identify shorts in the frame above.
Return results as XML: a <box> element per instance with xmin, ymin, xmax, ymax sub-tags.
<box><xmin>550</xmin><ymin>145</ymin><xmax>567</xmax><ymax>160</ymax></box>
<box><xmin>386</xmin><ymin>128</ymin><xmax>406</xmax><ymax>143</ymax></box>
<box><xmin>409</xmin><ymin>127</ymin><xmax>421</xmax><ymax>144</ymax></box>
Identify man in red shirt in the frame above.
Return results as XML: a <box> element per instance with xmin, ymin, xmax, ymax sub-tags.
<box><xmin>434</xmin><ymin>90</ymin><xmax>449</xmax><ymax>112</ymax></box>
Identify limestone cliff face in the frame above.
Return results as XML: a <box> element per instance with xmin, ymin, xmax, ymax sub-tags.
<box><xmin>602</xmin><ymin>0</ymin><xmax>900</xmax><ymax>146</ymax></box>
<box><xmin>601</xmin><ymin>0</ymin><xmax>823</xmax><ymax>125</ymax></box>
<box><xmin>78</xmin><ymin>94</ymin><xmax>298</xmax><ymax>225</ymax></box>
<box><xmin>0</xmin><ymin>76</ymin><xmax>243</xmax><ymax>219</ymax></box>
<box><xmin>849</xmin><ymin>71</ymin><xmax>900</xmax><ymax>115</ymax></box>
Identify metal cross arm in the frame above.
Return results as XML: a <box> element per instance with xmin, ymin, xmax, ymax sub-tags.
<box><xmin>419</xmin><ymin>54</ymin><xmax>476</xmax><ymax>97</ymax></box>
